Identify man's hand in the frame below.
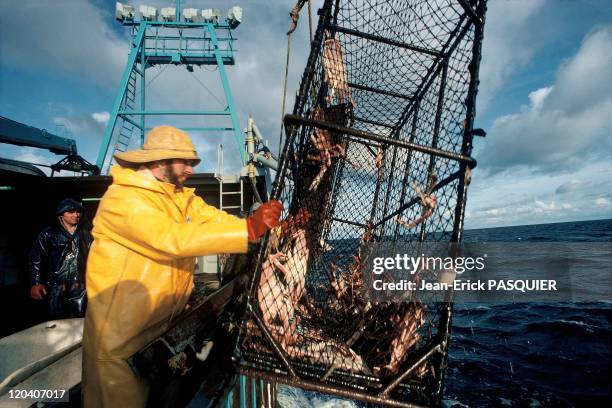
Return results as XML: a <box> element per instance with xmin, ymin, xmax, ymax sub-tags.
<box><xmin>30</xmin><ymin>284</ymin><xmax>47</xmax><ymax>300</ymax></box>
<box><xmin>247</xmin><ymin>200</ymin><xmax>283</xmax><ymax>241</ymax></box>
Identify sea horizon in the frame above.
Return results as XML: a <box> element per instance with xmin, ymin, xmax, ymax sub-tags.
<box><xmin>465</xmin><ymin>217</ymin><xmax>612</xmax><ymax>232</ymax></box>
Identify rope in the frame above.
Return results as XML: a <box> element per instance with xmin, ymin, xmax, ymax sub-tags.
<box><xmin>188</xmin><ymin>70</ymin><xmax>225</xmax><ymax>107</ymax></box>
<box><xmin>279</xmin><ymin>0</ymin><xmax>313</xmax><ymax>157</ymax></box>
<box><xmin>279</xmin><ymin>34</ymin><xmax>292</xmax><ymax>157</ymax></box>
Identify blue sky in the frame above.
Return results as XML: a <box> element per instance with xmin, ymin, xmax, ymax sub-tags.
<box><xmin>0</xmin><ymin>0</ymin><xmax>610</xmax><ymax>228</ymax></box>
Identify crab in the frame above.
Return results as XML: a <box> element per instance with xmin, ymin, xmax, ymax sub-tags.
<box><xmin>257</xmin><ymin>252</ymin><xmax>299</xmax><ymax>347</ymax></box>
<box><xmin>257</xmin><ymin>226</ymin><xmax>311</xmax><ymax>348</ymax></box>
<box><xmin>374</xmin><ymin>146</ymin><xmax>385</xmax><ymax>180</ymax></box>
<box><xmin>395</xmin><ymin>179</ymin><xmax>438</xmax><ymax>229</ymax></box>
<box><xmin>307</xmin><ymin>107</ymin><xmax>347</xmax><ymax>191</ymax></box>
<box><xmin>380</xmin><ymin>303</ymin><xmax>426</xmax><ymax>376</ymax></box>
<box><xmin>322</xmin><ymin>36</ymin><xmax>354</xmax><ymax>106</ymax></box>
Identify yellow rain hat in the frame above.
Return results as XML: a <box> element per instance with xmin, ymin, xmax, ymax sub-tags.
<box><xmin>114</xmin><ymin>125</ymin><xmax>201</xmax><ymax>165</ymax></box>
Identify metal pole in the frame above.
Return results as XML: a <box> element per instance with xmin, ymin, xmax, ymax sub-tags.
<box><xmin>209</xmin><ymin>23</ymin><xmax>246</xmax><ymax>164</ymax></box>
<box><xmin>246</xmin><ymin>116</ymin><xmax>255</xmax><ymax>158</ymax></box>
<box><xmin>292</xmin><ymin>0</ymin><xmax>334</xmax><ymax>117</ymax></box>
<box><xmin>442</xmin><ymin>1</ymin><xmax>487</xmax><ymax>405</ymax></box>
<box><xmin>140</xmin><ymin>31</ymin><xmax>146</xmax><ymax>146</ymax></box>
<box><xmin>254</xmin><ymin>154</ymin><xmax>278</xmax><ymax>171</ymax></box>
<box><xmin>451</xmin><ymin>1</ymin><xmax>486</xmax><ymax>243</ymax></box>
<box><xmin>393</xmin><ymin>103</ymin><xmax>420</xmax><ymax>240</ymax></box>
<box><xmin>381</xmin><ymin>145</ymin><xmax>399</xmax><ymax>237</ymax></box>
<box><xmin>284</xmin><ymin>115</ymin><xmax>477</xmax><ymax>167</ymax></box>
<box><xmin>419</xmin><ymin>57</ymin><xmax>449</xmax><ymax>242</ymax></box>
<box><xmin>96</xmin><ymin>22</ymin><xmax>147</xmax><ymax>170</ymax></box>
<box><xmin>239</xmin><ymin>369</ymin><xmax>428</xmax><ymax>408</ymax></box>
<box><xmin>331</xmin><ymin>25</ymin><xmax>442</xmax><ymax>57</ymax></box>
<box><xmin>375</xmin><ymin>169</ymin><xmax>464</xmax><ymax>229</ymax></box>
<box><xmin>379</xmin><ymin>342</ymin><xmax>444</xmax><ymax>397</ymax></box>
<box><xmin>240</xmin><ymin>375</ymin><xmax>246</xmax><ymax>408</ymax></box>
<box><xmin>246</xmin><ymin>303</ymin><xmax>298</xmax><ymax>378</ymax></box>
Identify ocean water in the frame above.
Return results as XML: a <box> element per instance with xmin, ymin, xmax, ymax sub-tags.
<box><xmin>278</xmin><ymin>219</ymin><xmax>612</xmax><ymax>407</ymax></box>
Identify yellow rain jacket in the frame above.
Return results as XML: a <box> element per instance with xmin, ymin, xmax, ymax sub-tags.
<box><xmin>82</xmin><ymin>166</ymin><xmax>247</xmax><ymax>407</ymax></box>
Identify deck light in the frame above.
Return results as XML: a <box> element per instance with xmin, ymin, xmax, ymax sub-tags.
<box><xmin>139</xmin><ymin>5</ymin><xmax>157</xmax><ymax>21</ymax></box>
<box><xmin>226</xmin><ymin>6</ymin><xmax>243</xmax><ymax>28</ymax></box>
<box><xmin>115</xmin><ymin>2</ymin><xmax>134</xmax><ymax>21</ymax></box>
<box><xmin>202</xmin><ymin>8</ymin><xmax>221</xmax><ymax>23</ymax></box>
<box><xmin>183</xmin><ymin>8</ymin><xmax>199</xmax><ymax>22</ymax></box>
<box><xmin>161</xmin><ymin>7</ymin><xmax>176</xmax><ymax>21</ymax></box>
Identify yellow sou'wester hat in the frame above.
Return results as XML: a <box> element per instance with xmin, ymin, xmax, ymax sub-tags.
<box><xmin>113</xmin><ymin>125</ymin><xmax>201</xmax><ymax>165</ymax></box>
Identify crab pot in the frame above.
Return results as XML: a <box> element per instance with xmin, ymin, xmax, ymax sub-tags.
<box><xmin>237</xmin><ymin>0</ymin><xmax>487</xmax><ymax>406</ymax></box>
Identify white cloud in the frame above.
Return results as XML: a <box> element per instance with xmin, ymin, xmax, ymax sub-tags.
<box><xmin>528</xmin><ymin>86</ymin><xmax>553</xmax><ymax>110</ymax></box>
<box><xmin>92</xmin><ymin>111</ymin><xmax>110</xmax><ymax>125</ymax></box>
<box><xmin>52</xmin><ymin>112</ymin><xmax>106</xmax><ymax>141</ymax></box>
<box><xmin>545</xmin><ymin>26</ymin><xmax>612</xmax><ymax>114</ymax></box>
<box><xmin>478</xmin><ymin>0</ymin><xmax>547</xmax><ymax>110</ymax></box>
<box><xmin>0</xmin><ymin>1</ymin><xmax>127</xmax><ymax>87</ymax></box>
<box><xmin>14</xmin><ymin>147</ymin><xmax>52</xmax><ymax>176</ymax></box>
<box><xmin>534</xmin><ymin>200</ymin><xmax>573</xmax><ymax>213</ymax></box>
<box><xmin>15</xmin><ymin>147</ymin><xmax>50</xmax><ymax>165</ymax></box>
<box><xmin>465</xmin><ymin>161</ymin><xmax>612</xmax><ymax>228</ymax></box>
<box><xmin>477</xmin><ymin>25</ymin><xmax>612</xmax><ymax>175</ymax></box>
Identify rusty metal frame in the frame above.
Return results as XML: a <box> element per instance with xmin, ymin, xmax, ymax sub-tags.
<box><xmin>283</xmin><ymin>115</ymin><xmax>477</xmax><ymax>167</ymax></box>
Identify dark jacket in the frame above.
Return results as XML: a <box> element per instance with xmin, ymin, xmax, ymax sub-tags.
<box><xmin>29</xmin><ymin>220</ymin><xmax>93</xmax><ymax>317</ymax></box>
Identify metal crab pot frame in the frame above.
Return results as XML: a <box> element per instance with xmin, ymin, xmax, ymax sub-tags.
<box><xmin>236</xmin><ymin>0</ymin><xmax>487</xmax><ymax>406</ymax></box>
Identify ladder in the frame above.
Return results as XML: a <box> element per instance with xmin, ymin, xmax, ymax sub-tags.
<box><xmin>108</xmin><ymin>70</ymin><xmax>138</xmax><ymax>167</ymax></box>
<box><xmin>216</xmin><ymin>144</ymin><xmax>244</xmax><ymax>214</ymax></box>
<box><xmin>218</xmin><ymin>176</ymin><xmax>244</xmax><ymax>214</ymax></box>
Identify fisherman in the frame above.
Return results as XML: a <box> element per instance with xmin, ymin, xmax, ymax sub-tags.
<box><xmin>81</xmin><ymin>125</ymin><xmax>282</xmax><ymax>407</ymax></box>
<box><xmin>29</xmin><ymin>197</ymin><xmax>92</xmax><ymax>319</ymax></box>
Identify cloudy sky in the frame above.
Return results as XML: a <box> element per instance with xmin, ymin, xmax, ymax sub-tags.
<box><xmin>0</xmin><ymin>0</ymin><xmax>610</xmax><ymax>229</ymax></box>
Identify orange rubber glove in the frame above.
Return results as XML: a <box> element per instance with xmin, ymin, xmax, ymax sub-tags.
<box><xmin>247</xmin><ymin>200</ymin><xmax>283</xmax><ymax>241</ymax></box>
<box><xmin>30</xmin><ymin>284</ymin><xmax>47</xmax><ymax>300</ymax></box>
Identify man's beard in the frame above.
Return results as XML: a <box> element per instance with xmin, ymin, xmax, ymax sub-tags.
<box><xmin>164</xmin><ymin>166</ymin><xmax>183</xmax><ymax>189</ymax></box>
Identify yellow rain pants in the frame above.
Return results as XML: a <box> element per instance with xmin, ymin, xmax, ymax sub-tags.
<box><xmin>82</xmin><ymin>166</ymin><xmax>247</xmax><ymax>407</ymax></box>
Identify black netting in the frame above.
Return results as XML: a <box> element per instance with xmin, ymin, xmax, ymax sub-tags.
<box><xmin>238</xmin><ymin>0</ymin><xmax>486</xmax><ymax>405</ymax></box>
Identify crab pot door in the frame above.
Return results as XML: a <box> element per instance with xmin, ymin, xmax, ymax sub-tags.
<box><xmin>237</xmin><ymin>0</ymin><xmax>487</xmax><ymax>406</ymax></box>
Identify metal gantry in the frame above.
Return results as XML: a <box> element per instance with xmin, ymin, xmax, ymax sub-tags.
<box><xmin>96</xmin><ymin>3</ymin><xmax>244</xmax><ymax>173</ymax></box>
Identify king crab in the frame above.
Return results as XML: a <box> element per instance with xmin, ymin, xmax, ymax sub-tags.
<box><xmin>395</xmin><ymin>175</ymin><xmax>438</xmax><ymax>229</ymax></box>
<box><xmin>307</xmin><ymin>107</ymin><xmax>347</xmax><ymax>191</ymax></box>
<box><xmin>257</xmin><ymin>210</ymin><xmax>313</xmax><ymax>348</ymax></box>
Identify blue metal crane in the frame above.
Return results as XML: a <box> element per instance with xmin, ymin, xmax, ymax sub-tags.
<box><xmin>0</xmin><ymin>115</ymin><xmax>77</xmax><ymax>155</ymax></box>
<box><xmin>0</xmin><ymin>115</ymin><xmax>99</xmax><ymax>175</ymax></box>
